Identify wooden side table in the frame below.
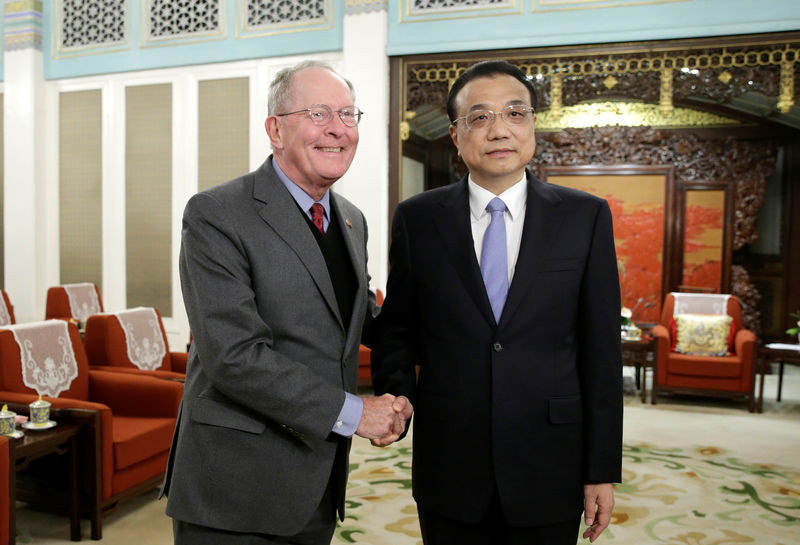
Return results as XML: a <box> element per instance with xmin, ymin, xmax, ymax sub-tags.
<box><xmin>757</xmin><ymin>343</ymin><xmax>800</xmax><ymax>413</ymax></box>
<box><xmin>8</xmin><ymin>422</ymin><xmax>82</xmax><ymax>543</ymax></box>
<box><xmin>622</xmin><ymin>336</ymin><xmax>656</xmax><ymax>403</ymax></box>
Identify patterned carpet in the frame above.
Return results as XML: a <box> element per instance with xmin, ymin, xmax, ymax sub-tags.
<box><xmin>334</xmin><ymin>416</ymin><xmax>800</xmax><ymax>545</ymax></box>
<box><xmin>14</xmin><ymin>388</ymin><xmax>800</xmax><ymax>544</ymax></box>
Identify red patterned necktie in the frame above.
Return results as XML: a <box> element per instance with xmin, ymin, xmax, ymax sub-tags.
<box><xmin>310</xmin><ymin>203</ymin><xmax>326</xmax><ymax>234</ymax></box>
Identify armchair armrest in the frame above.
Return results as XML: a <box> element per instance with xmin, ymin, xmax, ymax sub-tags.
<box><xmin>0</xmin><ymin>390</ymin><xmax>112</xmax><ymax>416</ymax></box>
<box><xmin>170</xmin><ymin>351</ymin><xmax>188</xmax><ymax>374</ymax></box>
<box><xmin>88</xmin><ymin>370</ymin><xmax>183</xmax><ymax>417</ymax></box>
<box><xmin>650</xmin><ymin>324</ymin><xmax>672</xmax><ymax>384</ymax></box>
<box><xmin>734</xmin><ymin>328</ymin><xmax>756</xmax><ymax>358</ymax></box>
<box><xmin>734</xmin><ymin>328</ymin><xmax>757</xmax><ymax>389</ymax></box>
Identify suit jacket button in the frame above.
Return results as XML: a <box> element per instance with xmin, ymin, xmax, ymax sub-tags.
<box><xmin>493</xmin><ymin>342</ymin><xmax>503</xmax><ymax>352</ymax></box>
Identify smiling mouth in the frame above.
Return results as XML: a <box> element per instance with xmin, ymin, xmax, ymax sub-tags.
<box><xmin>487</xmin><ymin>149</ymin><xmax>514</xmax><ymax>156</ymax></box>
<box><xmin>316</xmin><ymin>147</ymin><xmax>343</xmax><ymax>153</ymax></box>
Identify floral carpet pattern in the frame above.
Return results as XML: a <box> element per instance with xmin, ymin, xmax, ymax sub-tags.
<box><xmin>334</xmin><ymin>433</ymin><xmax>800</xmax><ymax>545</ymax></box>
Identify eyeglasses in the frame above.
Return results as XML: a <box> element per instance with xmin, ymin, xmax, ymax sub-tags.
<box><xmin>276</xmin><ymin>104</ymin><xmax>364</xmax><ymax>127</ymax></box>
<box><xmin>451</xmin><ymin>104</ymin><xmax>535</xmax><ymax>131</ymax></box>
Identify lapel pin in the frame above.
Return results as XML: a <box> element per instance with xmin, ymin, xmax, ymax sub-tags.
<box><xmin>345</xmin><ymin>219</ymin><xmax>353</xmax><ymax>229</ymax></box>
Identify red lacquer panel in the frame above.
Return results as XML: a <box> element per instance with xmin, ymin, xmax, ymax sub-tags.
<box><xmin>682</xmin><ymin>190</ymin><xmax>725</xmax><ymax>292</ymax></box>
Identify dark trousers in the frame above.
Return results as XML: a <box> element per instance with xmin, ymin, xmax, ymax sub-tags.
<box><xmin>417</xmin><ymin>488</ymin><xmax>581</xmax><ymax>545</ymax></box>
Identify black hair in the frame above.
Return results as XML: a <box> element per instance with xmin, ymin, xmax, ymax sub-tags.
<box><xmin>446</xmin><ymin>60</ymin><xmax>538</xmax><ymax>122</ymax></box>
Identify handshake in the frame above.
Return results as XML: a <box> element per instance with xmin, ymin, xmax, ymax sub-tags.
<box><xmin>356</xmin><ymin>394</ymin><xmax>413</xmax><ymax>447</ymax></box>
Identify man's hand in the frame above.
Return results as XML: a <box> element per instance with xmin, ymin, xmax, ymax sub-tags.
<box><xmin>582</xmin><ymin>483</ymin><xmax>614</xmax><ymax>543</ymax></box>
<box><xmin>370</xmin><ymin>396</ymin><xmax>413</xmax><ymax>447</ymax></box>
<box><xmin>355</xmin><ymin>394</ymin><xmax>402</xmax><ymax>443</ymax></box>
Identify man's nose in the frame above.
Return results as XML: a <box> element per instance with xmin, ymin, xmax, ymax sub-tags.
<box><xmin>324</xmin><ymin>113</ymin><xmax>348</xmax><ymax>135</ymax></box>
<box><xmin>486</xmin><ymin>115</ymin><xmax>512</xmax><ymax>138</ymax></box>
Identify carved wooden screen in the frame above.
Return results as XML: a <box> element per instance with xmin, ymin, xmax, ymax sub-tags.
<box><xmin>541</xmin><ymin>165</ymin><xmax>676</xmax><ymax>324</ymax></box>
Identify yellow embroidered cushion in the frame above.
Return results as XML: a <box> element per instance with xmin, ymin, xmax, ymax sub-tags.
<box><xmin>674</xmin><ymin>313</ymin><xmax>732</xmax><ymax>356</ymax></box>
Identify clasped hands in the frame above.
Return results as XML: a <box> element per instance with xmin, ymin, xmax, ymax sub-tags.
<box><xmin>356</xmin><ymin>393</ymin><xmax>413</xmax><ymax>447</ymax></box>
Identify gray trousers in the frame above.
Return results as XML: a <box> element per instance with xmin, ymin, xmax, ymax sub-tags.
<box><xmin>173</xmin><ymin>479</ymin><xmax>337</xmax><ymax>545</ymax></box>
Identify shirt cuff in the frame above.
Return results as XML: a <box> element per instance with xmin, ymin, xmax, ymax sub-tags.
<box><xmin>332</xmin><ymin>392</ymin><xmax>363</xmax><ymax>437</ymax></box>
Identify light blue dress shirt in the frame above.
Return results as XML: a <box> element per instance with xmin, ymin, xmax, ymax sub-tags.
<box><xmin>272</xmin><ymin>158</ymin><xmax>364</xmax><ymax>437</ymax></box>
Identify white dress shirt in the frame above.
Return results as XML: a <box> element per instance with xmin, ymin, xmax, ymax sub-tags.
<box><xmin>468</xmin><ymin>174</ymin><xmax>528</xmax><ymax>285</ymax></box>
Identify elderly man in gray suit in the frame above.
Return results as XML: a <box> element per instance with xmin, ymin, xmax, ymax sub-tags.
<box><xmin>162</xmin><ymin>61</ymin><xmax>412</xmax><ymax>545</ymax></box>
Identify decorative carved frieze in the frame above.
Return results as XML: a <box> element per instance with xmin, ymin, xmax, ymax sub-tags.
<box><xmin>532</xmin><ymin>127</ymin><xmax>777</xmax><ymax>251</ymax></box>
<box><xmin>732</xmin><ymin>265</ymin><xmax>762</xmax><ymax>335</ymax></box>
<box><xmin>405</xmin><ymin>42</ymin><xmax>799</xmax><ymax>113</ymax></box>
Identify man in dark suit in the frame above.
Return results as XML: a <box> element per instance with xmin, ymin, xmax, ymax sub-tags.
<box><xmin>372</xmin><ymin>60</ymin><xmax>623</xmax><ymax>544</ymax></box>
<box><xmin>163</xmin><ymin>61</ymin><xmax>411</xmax><ymax>545</ymax></box>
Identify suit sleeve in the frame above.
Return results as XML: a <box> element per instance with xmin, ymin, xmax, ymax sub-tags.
<box><xmin>578</xmin><ymin>200</ymin><xmax>624</xmax><ymax>483</ymax></box>
<box><xmin>180</xmin><ymin>192</ymin><xmax>346</xmax><ymax>441</ymax></box>
<box><xmin>371</xmin><ymin>205</ymin><xmax>418</xmax><ymax>404</ymax></box>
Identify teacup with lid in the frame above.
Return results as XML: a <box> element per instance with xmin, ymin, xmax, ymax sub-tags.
<box><xmin>0</xmin><ymin>404</ymin><xmax>16</xmax><ymax>436</ymax></box>
<box><xmin>29</xmin><ymin>395</ymin><xmax>52</xmax><ymax>426</ymax></box>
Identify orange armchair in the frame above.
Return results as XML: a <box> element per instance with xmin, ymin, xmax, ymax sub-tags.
<box><xmin>0</xmin><ymin>320</ymin><xmax>183</xmax><ymax>539</ymax></box>
<box><xmin>45</xmin><ymin>283</ymin><xmax>104</xmax><ymax>322</ymax></box>
<box><xmin>83</xmin><ymin>307</ymin><xmax>187</xmax><ymax>381</ymax></box>
<box><xmin>651</xmin><ymin>293</ymin><xmax>757</xmax><ymax>411</ymax></box>
<box><xmin>0</xmin><ymin>290</ymin><xmax>15</xmax><ymax>326</ymax></box>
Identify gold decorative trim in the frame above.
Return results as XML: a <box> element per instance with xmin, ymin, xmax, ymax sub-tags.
<box><xmin>550</xmin><ymin>73</ymin><xmax>563</xmax><ymax>120</ymax></box>
<box><xmin>659</xmin><ymin>67</ymin><xmax>673</xmax><ymax>116</ymax></box>
<box><xmin>535</xmin><ymin>101</ymin><xmax>743</xmax><ymax>132</ymax></box>
<box><xmin>400</xmin><ymin>111</ymin><xmax>416</xmax><ymax>141</ymax></box>
<box><xmin>411</xmin><ymin>44</ymin><xmax>800</xmax><ymax>83</ymax></box>
<box><xmin>409</xmin><ymin>42</ymin><xmax>798</xmax><ymax>117</ymax></box>
<box><xmin>778</xmin><ymin>60</ymin><xmax>795</xmax><ymax>113</ymax></box>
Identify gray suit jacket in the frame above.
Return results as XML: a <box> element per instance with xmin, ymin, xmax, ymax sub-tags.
<box><xmin>163</xmin><ymin>157</ymin><xmax>375</xmax><ymax>536</ymax></box>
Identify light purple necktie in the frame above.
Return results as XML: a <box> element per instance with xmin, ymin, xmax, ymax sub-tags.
<box><xmin>480</xmin><ymin>197</ymin><xmax>508</xmax><ymax>322</ymax></box>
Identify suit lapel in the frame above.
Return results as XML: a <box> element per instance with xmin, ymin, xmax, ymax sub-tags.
<box><xmin>432</xmin><ymin>180</ymin><xmax>496</xmax><ymax>326</ymax></box>
<box><xmin>499</xmin><ymin>171</ymin><xmax>564</xmax><ymax>327</ymax></box>
<box><xmin>253</xmin><ymin>160</ymin><xmax>344</xmax><ymax>330</ymax></box>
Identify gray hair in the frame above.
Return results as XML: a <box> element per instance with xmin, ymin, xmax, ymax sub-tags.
<box><xmin>268</xmin><ymin>61</ymin><xmax>356</xmax><ymax>115</ymax></box>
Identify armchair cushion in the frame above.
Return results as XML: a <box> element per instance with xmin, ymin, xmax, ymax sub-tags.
<box><xmin>665</xmin><ymin>352</ymin><xmax>743</xmax><ymax>377</ymax></box>
<box><xmin>674</xmin><ymin>313</ymin><xmax>732</xmax><ymax>357</ymax></box>
<box><xmin>112</xmin><ymin>416</ymin><xmax>177</xmax><ymax>470</ymax></box>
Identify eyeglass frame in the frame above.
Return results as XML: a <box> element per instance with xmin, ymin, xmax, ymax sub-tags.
<box><xmin>275</xmin><ymin>104</ymin><xmax>364</xmax><ymax>127</ymax></box>
<box><xmin>451</xmin><ymin>104</ymin><xmax>535</xmax><ymax>131</ymax></box>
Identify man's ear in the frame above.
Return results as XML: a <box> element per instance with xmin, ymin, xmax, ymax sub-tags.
<box><xmin>449</xmin><ymin>124</ymin><xmax>459</xmax><ymax>152</ymax></box>
<box><xmin>265</xmin><ymin>116</ymin><xmax>282</xmax><ymax>149</ymax></box>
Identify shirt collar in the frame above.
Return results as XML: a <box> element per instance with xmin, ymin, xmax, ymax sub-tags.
<box><xmin>272</xmin><ymin>157</ymin><xmax>331</xmax><ymax>218</ymax></box>
<box><xmin>468</xmin><ymin>172</ymin><xmax>527</xmax><ymax>221</ymax></box>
